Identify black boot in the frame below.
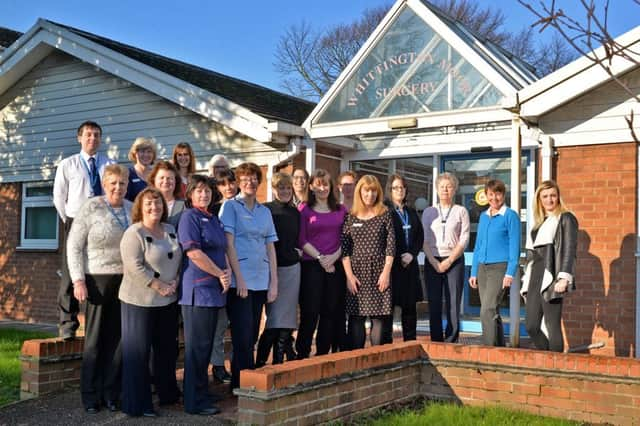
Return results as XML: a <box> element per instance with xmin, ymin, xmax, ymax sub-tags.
<box><xmin>283</xmin><ymin>329</ymin><xmax>297</xmax><ymax>361</ymax></box>
<box><xmin>255</xmin><ymin>329</ymin><xmax>277</xmax><ymax>368</ymax></box>
<box><xmin>273</xmin><ymin>329</ymin><xmax>289</xmax><ymax>364</ymax></box>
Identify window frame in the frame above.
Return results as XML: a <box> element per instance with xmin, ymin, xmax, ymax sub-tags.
<box><xmin>19</xmin><ymin>181</ymin><xmax>59</xmax><ymax>250</ymax></box>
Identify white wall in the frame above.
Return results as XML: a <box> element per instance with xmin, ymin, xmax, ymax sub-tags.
<box><xmin>0</xmin><ymin>51</ymin><xmax>279</xmax><ymax>182</ymax></box>
<box><xmin>539</xmin><ymin>67</ymin><xmax>640</xmax><ymax>147</ymax></box>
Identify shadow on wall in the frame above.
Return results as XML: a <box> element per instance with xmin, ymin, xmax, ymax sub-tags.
<box><xmin>604</xmin><ymin>233</ymin><xmax>636</xmax><ymax>357</ymax></box>
<box><xmin>564</xmin><ymin>230</ymin><xmax>604</xmax><ymax>353</ymax></box>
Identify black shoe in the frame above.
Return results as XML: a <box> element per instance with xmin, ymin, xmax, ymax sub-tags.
<box><xmin>197</xmin><ymin>406</ymin><xmax>221</xmax><ymax>416</ymax></box>
<box><xmin>143</xmin><ymin>410</ymin><xmax>158</xmax><ymax>417</ymax></box>
<box><xmin>105</xmin><ymin>400</ymin><xmax>119</xmax><ymax>412</ymax></box>
<box><xmin>85</xmin><ymin>404</ymin><xmax>99</xmax><ymax>414</ymax></box>
<box><xmin>213</xmin><ymin>366</ymin><xmax>231</xmax><ymax>384</ymax></box>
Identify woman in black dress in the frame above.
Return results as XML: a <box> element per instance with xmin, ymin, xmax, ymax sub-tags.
<box><xmin>341</xmin><ymin>175</ymin><xmax>395</xmax><ymax>349</ymax></box>
<box><xmin>384</xmin><ymin>174</ymin><xmax>424</xmax><ymax>341</ymax></box>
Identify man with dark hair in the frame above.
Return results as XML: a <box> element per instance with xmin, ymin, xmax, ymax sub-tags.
<box><xmin>53</xmin><ymin>121</ymin><xmax>115</xmax><ymax>340</ymax></box>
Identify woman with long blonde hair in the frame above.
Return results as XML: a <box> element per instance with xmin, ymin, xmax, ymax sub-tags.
<box><xmin>341</xmin><ymin>175</ymin><xmax>395</xmax><ymax>349</ymax></box>
<box><xmin>521</xmin><ymin>180</ymin><xmax>578</xmax><ymax>352</ymax></box>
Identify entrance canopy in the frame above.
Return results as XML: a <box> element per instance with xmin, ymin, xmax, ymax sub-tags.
<box><xmin>304</xmin><ymin>0</ymin><xmax>537</xmax><ymax>139</ymax></box>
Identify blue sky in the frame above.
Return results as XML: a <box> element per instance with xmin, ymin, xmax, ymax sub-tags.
<box><xmin>1</xmin><ymin>0</ymin><xmax>638</xmax><ymax>95</ymax></box>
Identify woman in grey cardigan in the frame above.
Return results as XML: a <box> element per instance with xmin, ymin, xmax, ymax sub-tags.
<box><xmin>67</xmin><ymin>164</ymin><xmax>132</xmax><ymax>413</ymax></box>
<box><xmin>119</xmin><ymin>187</ymin><xmax>182</xmax><ymax>416</ymax></box>
<box><xmin>521</xmin><ymin>180</ymin><xmax>578</xmax><ymax>352</ymax></box>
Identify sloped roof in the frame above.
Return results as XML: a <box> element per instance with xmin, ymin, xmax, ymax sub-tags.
<box><xmin>0</xmin><ymin>23</ymin><xmax>314</xmax><ymax>125</ymax></box>
<box><xmin>0</xmin><ymin>27</ymin><xmax>21</xmax><ymax>48</ymax></box>
<box><xmin>420</xmin><ymin>1</ymin><xmax>538</xmax><ymax>88</ymax></box>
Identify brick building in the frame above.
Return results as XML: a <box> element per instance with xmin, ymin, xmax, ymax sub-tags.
<box><xmin>2</xmin><ymin>1</ymin><xmax>640</xmax><ymax>359</ymax></box>
<box><xmin>0</xmin><ymin>20</ymin><xmax>315</xmax><ymax>324</ymax></box>
<box><xmin>302</xmin><ymin>0</ymin><xmax>640</xmax><ymax>357</ymax></box>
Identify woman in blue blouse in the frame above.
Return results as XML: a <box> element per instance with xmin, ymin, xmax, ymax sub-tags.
<box><xmin>469</xmin><ymin>179</ymin><xmax>521</xmax><ymax>347</ymax></box>
<box><xmin>178</xmin><ymin>175</ymin><xmax>231</xmax><ymax>415</ymax></box>
<box><xmin>219</xmin><ymin>162</ymin><xmax>278</xmax><ymax>390</ymax></box>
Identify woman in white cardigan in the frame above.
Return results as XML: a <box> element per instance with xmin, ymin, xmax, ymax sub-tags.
<box><xmin>521</xmin><ymin>180</ymin><xmax>578</xmax><ymax>352</ymax></box>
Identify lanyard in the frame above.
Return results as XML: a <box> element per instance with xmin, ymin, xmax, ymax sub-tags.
<box><xmin>104</xmin><ymin>197</ymin><xmax>129</xmax><ymax>230</ymax></box>
<box><xmin>395</xmin><ymin>206</ymin><xmax>410</xmax><ymax>246</ymax></box>
<box><xmin>438</xmin><ymin>204</ymin><xmax>453</xmax><ymax>241</ymax></box>
<box><xmin>80</xmin><ymin>157</ymin><xmax>100</xmax><ymax>193</ymax></box>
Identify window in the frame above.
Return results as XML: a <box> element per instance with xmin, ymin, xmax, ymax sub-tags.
<box><xmin>20</xmin><ymin>182</ymin><xmax>59</xmax><ymax>250</ymax></box>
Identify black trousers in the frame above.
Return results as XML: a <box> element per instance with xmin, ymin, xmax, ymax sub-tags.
<box><xmin>58</xmin><ymin>218</ymin><xmax>79</xmax><ymax>335</ymax></box>
<box><xmin>525</xmin><ymin>273</ymin><xmax>564</xmax><ymax>352</ymax></box>
<box><xmin>181</xmin><ymin>304</ymin><xmax>219</xmax><ymax>413</ymax></box>
<box><xmin>296</xmin><ymin>260</ymin><xmax>345</xmax><ymax>358</ymax></box>
<box><xmin>226</xmin><ymin>289</ymin><xmax>267</xmax><ymax>389</ymax></box>
<box><xmin>121</xmin><ymin>302</ymin><xmax>179</xmax><ymax>416</ymax></box>
<box><xmin>426</xmin><ymin>256</ymin><xmax>465</xmax><ymax>343</ymax></box>
<box><xmin>81</xmin><ymin>274</ymin><xmax>122</xmax><ymax>408</ymax></box>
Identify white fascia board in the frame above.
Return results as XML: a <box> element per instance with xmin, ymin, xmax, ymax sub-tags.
<box><xmin>0</xmin><ymin>32</ymin><xmax>54</xmax><ymax>94</ymax></box>
<box><xmin>518</xmin><ymin>25</ymin><xmax>640</xmax><ymax>113</ymax></box>
<box><xmin>519</xmin><ymin>50</ymin><xmax>640</xmax><ymax>118</ymax></box>
<box><xmin>267</xmin><ymin>121</ymin><xmax>305</xmax><ymax>137</ymax></box>
<box><xmin>1</xmin><ymin>20</ymin><xmax>272</xmax><ymax>143</ymax></box>
<box><xmin>408</xmin><ymin>0</ymin><xmax>519</xmax><ymax>98</ymax></box>
<box><xmin>307</xmin><ymin>107</ymin><xmax>513</xmax><ymax>139</ymax></box>
<box><xmin>302</xmin><ymin>0</ymin><xmax>407</xmax><ymax>130</ymax></box>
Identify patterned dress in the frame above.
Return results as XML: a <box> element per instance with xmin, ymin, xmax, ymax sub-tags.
<box><xmin>341</xmin><ymin>210</ymin><xmax>396</xmax><ymax>316</ymax></box>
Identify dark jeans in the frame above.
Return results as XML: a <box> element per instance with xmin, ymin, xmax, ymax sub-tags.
<box><xmin>121</xmin><ymin>302</ymin><xmax>179</xmax><ymax>416</ymax></box>
<box><xmin>58</xmin><ymin>218</ymin><xmax>79</xmax><ymax>335</ymax></box>
<box><xmin>226</xmin><ymin>289</ymin><xmax>267</xmax><ymax>389</ymax></box>
<box><xmin>426</xmin><ymin>256</ymin><xmax>465</xmax><ymax>343</ymax></box>
<box><xmin>81</xmin><ymin>274</ymin><xmax>122</xmax><ymax>408</ymax></box>
<box><xmin>296</xmin><ymin>260</ymin><xmax>345</xmax><ymax>358</ymax></box>
<box><xmin>181</xmin><ymin>304</ymin><xmax>219</xmax><ymax>413</ymax></box>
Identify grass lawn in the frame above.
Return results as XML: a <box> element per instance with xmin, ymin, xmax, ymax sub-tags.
<box><xmin>0</xmin><ymin>328</ymin><xmax>54</xmax><ymax>407</ymax></box>
<box><xmin>349</xmin><ymin>401</ymin><xmax>581</xmax><ymax>426</ymax></box>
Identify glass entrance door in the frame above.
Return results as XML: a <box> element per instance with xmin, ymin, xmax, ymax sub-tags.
<box><xmin>441</xmin><ymin>152</ymin><xmax>530</xmax><ymax>333</ymax></box>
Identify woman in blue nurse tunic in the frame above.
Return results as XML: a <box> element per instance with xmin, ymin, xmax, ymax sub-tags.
<box><xmin>219</xmin><ymin>162</ymin><xmax>278</xmax><ymax>390</ymax></box>
<box><xmin>178</xmin><ymin>174</ymin><xmax>231</xmax><ymax>416</ymax></box>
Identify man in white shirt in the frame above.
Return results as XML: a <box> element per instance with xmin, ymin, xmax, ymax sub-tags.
<box><xmin>53</xmin><ymin>121</ymin><xmax>115</xmax><ymax>340</ymax></box>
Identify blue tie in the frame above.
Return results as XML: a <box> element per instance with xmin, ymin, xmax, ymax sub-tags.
<box><xmin>88</xmin><ymin>157</ymin><xmax>102</xmax><ymax>196</ymax></box>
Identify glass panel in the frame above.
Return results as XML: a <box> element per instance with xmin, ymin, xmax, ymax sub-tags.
<box><xmin>350</xmin><ymin>157</ymin><xmax>434</xmax><ymax>211</ymax></box>
<box><xmin>25</xmin><ymin>206</ymin><xmax>57</xmax><ymax>239</ymax></box>
<box><xmin>26</xmin><ymin>185</ymin><xmax>53</xmax><ymax>198</ymax></box>
<box><xmin>316</xmin><ymin>6</ymin><xmax>503</xmax><ymax>124</ymax></box>
<box><xmin>443</xmin><ymin>154</ymin><xmax>528</xmax><ymax>312</ymax></box>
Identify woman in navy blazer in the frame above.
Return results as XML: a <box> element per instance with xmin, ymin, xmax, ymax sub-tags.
<box><xmin>178</xmin><ymin>175</ymin><xmax>231</xmax><ymax>416</ymax></box>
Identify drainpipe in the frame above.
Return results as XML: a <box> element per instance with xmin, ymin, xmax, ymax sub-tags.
<box><xmin>636</xmin><ymin>143</ymin><xmax>640</xmax><ymax>358</ymax></box>
<box><xmin>510</xmin><ymin>114</ymin><xmax>522</xmax><ymax>348</ymax></box>
<box><xmin>303</xmin><ymin>137</ymin><xmax>316</xmax><ymax>173</ymax></box>
<box><xmin>541</xmin><ymin>136</ymin><xmax>554</xmax><ymax>181</ymax></box>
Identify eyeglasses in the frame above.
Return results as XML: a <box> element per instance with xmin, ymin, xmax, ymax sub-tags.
<box><xmin>238</xmin><ymin>177</ymin><xmax>259</xmax><ymax>184</ymax></box>
<box><xmin>391</xmin><ymin>186</ymin><xmax>406</xmax><ymax>191</ymax></box>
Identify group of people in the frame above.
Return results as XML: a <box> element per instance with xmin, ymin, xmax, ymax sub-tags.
<box><xmin>53</xmin><ymin>120</ymin><xmax>578</xmax><ymax>418</ymax></box>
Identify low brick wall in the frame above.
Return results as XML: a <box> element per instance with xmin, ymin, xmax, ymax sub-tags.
<box><xmin>237</xmin><ymin>341</ymin><xmax>640</xmax><ymax>426</ymax></box>
<box><xmin>20</xmin><ymin>337</ymin><xmax>84</xmax><ymax>399</ymax></box>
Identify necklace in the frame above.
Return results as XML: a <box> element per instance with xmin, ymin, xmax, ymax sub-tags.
<box><xmin>438</xmin><ymin>204</ymin><xmax>453</xmax><ymax>241</ymax></box>
<box><xmin>104</xmin><ymin>197</ymin><xmax>129</xmax><ymax>230</ymax></box>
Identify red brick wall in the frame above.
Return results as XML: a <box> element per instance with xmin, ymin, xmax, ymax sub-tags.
<box><xmin>236</xmin><ymin>341</ymin><xmax>640</xmax><ymax>425</ymax></box>
<box><xmin>555</xmin><ymin>143</ymin><xmax>637</xmax><ymax>357</ymax></box>
<box><xmin>0</xmin><ymin>183</ymin><xmax>59</xmax><ymax>323</ymax></box>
